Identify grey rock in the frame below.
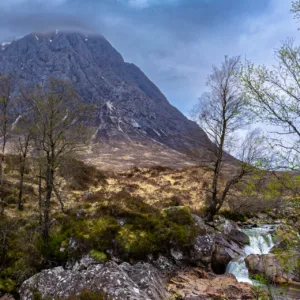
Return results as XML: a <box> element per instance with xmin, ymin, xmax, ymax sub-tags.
<box><xmin>170</xmin><ymin>248</ymin><xmax>184</xmax><ymax>261</ymax></box>
<box><xmin>190</xmin><ymin>234</ymin><xmax>215</xmax><ymax>268</ymax></box>
<box><xmin>149</xmin><ymin>255</ymin><xmax>177</xmax><ymax>274</ymax></box>
<box><xmin>19</xmin><ymin>261</ymin><xmax>166</xmax><ymax>300</ymax></box>
<box><xmin>192</xmin><ymin>214</ymin><xmax>215</xmax><ymax>235</ymax></box>
<box><xmin>214</xmin><ymin>217</ymin><xmax>249</xmax><ymax>245</ymax></box>
<box><xmin>72</xmin><ymin>255</ymin><xmax>99</xmax><ymax>272</ymax></box>
<box><xmin>212</xmin><ymin>233</ymin><xmax>244</xmax><ymax>274</ymax></box>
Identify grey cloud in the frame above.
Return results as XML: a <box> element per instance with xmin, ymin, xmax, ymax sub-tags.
<box><xmin>0</xmin><ymin>0</ymin><xmax>297</xmax><ymax>114</ymax></box>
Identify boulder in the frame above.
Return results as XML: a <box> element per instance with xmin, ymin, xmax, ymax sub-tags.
<box><xmin>148</xmin><ymin>255</ymin><xmax>177</xmax><ymax>275</ymax></box>
<box><xmin>190</xmin><ymin>234</ymin><xmax>215</xmax><ymax>268</ymax></box>
<box><xmin>245</xmin><ymin>253</ymin><xmax>300</xmax><ymax>284</ymax></box>
<box><xmin>211</xmin><ymin>233</ymin><xmax>244</xmax><ymax>274</ymax></box>
<box><xmin>189</xmin><ymin>215</ymin><xmax>246</xmax><ymax>272</ymax></box>
<box><xmin>214</xmin><ymin>217</ymin><xmax>249</xmax><ymax>245</ymax></box>
<box><xmin>192</xmin><ymin>214</ymin><xmax>215</xmax><ymax>235</ymax></box>
<box><xmin>19</xmin><ymin>261</ymin><xmax>166</xmax><ymax>300</ymax></box>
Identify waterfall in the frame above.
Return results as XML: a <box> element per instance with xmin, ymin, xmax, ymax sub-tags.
<box><xmin>226</xmin><ymin>225</ymin><xmax>275</xmax><ymax>284</ymax></box>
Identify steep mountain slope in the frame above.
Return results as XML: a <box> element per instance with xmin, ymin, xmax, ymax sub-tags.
<box><xmin>0</xmin><ymin>31</ymin><xmax>210</xmax><ymax>156</ymax></box>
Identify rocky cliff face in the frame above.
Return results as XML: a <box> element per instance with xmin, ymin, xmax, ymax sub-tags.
<box><xmin>0</xmin><ymin>31</ymin><xmax>210</xmax><ymax>154</ymax></box>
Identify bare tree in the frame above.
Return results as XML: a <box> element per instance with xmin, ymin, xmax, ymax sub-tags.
<box><xmin>241</xmin><ymin>39</ymin><xmax>300</xmax><ymax>173</ymax></box>
<box><xmin>192</xmin><ymin>56</ymin><xmax>264</xmax><ymax>220</ymax></box>
<box><xmin>21</xmin><ymin>78</ymin><xmax>87</xmax><ymax>240</ymax></box>
<box><xmin>0</xmin><ymin>76</ymin><xmax>13</xmax><ymax>216</ymax></box>
<box><xmin>15</xmin><ymin>134</ymin><xmax>31</xmax><ymax>210</ymax></box>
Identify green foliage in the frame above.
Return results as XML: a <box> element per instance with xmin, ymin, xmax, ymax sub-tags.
<box><xmin>0</xmin><ymin>219</ymin><xmax>40</xmax><ymax>290</ymax></box>
<box><xmin>37</xmin><ymin>229</ymin><xmax>69</xmax><ymax>263</ymax></box>
<box><xmin>0</xmin><ymin>190</ymin><xmax>198</xmax><ymax>294</ymax></box>
<box><xmin>56</xmin><ymin>195</ymin><xmax>197</xmax><ymax>261</ymax></box>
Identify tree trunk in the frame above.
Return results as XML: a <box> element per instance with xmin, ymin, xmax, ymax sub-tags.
<box><xmin>42</xmin><ymin>163</ymin><xmax>54</xmax><ymax>241</ymax></box>
<box><xmin>38</xmin><ymin>165</ymin><xmax>43</xmax><ymax>227</ymax></box>
<box><xmin>18</xmin><ymin>136</ymin><xmax>30</xmax><ymax>211</ymax></box>
<box><xmin>0</xmin><ymin>153</ymin><xmax>5</xmax><ymax>216</ymax></box>
<box><xmin>18</xmin><ymin>160</ymin><xmax>25</xmax><ymax>211</ymax></box>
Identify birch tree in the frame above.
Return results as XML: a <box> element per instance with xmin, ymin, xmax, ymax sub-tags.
<box><xmin>21</xmin><ymin>79</ymin><xmax>87</xmax><ymax>239</ymax></box>
<box><xmin>192</xmin><ymin>56</ymin><xmax>263</xmax><ymax>220</ymax></box>
<box><xmin>241</xmin><ymin>40</ymin><xmax>300</xmax><ymax>172</ymax></box>
<box><xmin>0</xmin><ymin>76</ymin><xmax>13</xmax><ymax>215</ymax></box>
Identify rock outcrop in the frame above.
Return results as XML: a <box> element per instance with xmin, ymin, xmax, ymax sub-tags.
<box><xmin>20</xmin><ymin>260</ymin><xmax>166</xmax><ymax>300</ymax></box>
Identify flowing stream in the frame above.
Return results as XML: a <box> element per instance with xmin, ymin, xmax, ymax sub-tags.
<box><xmin>226</xmin><ymin>224</ymin><xmax>275</xmax><ymax>284</ymax></box>
<box><xmin>226</xmin><ymin>224</ymin><xmax>300</xmax><ymax>299</ymax></box>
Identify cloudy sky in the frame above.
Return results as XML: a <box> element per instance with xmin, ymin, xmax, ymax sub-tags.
<box><xmin>0</xmin><ymin>0</ymin><xmax>298</xmax><ymax>114</ymax></box>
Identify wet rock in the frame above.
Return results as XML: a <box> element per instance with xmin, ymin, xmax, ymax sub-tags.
<box><xmin>214</xmin><ymin>217</ymin><xmax>249</xmax><ymax>245</ymax></box>
<box><xmin>19</xmin><ymin>261</ymin><xmax>166</xmax><ymax>300</ymax></box>
<box><xmin>245</xmin><ymin>253</ymin><xmax>300</xmax><ymax>284</ymax></box>
<box><xmin>212</xmin><ymin>233</ymin><xmax>244</xmax><ymax>274</ymax></box>
<box><xmin>168</xmin><ymin>268</ymin><xmax>254</xmax><ymax>300</ymax></box>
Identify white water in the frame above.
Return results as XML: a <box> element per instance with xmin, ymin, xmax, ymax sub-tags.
<box><xmin>226</xmin><ymin>225</ymin><xmax>275</xmax><ymax>284</ymax></box>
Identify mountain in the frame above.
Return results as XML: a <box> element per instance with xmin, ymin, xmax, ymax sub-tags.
<box><xmin>0</xmin><ymin>31</ymin><xmax>210</xmax><ymax>164</ymax></box>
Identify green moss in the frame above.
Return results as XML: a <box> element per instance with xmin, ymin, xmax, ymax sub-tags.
<box><xmin>89</xmin><ymin>250</ymin><xmax>107</xmax><ymax>262</ymax></box>
<box><xmin>0</xmin><ymin>278</ymin><xmax>16</xmax><ymax>293</ymax></box>
<box><xmin>116</xmin><ymin>226</ymin><xmax>158</xmax><ymax>259</ymax></box>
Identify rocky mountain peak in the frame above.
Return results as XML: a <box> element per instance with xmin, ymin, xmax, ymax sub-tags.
<box><xmin>0</xmin><ymin>31</ymin><xmax>210</xmax><ymax>155</ymax></box>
